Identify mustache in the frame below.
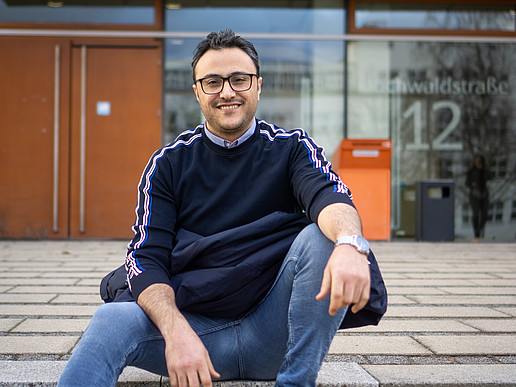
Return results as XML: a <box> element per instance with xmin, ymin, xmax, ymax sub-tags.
<box><xmin>212</xmin><ymin>98</ymin><xmax>245</xmax><ymax>107</ymax></box>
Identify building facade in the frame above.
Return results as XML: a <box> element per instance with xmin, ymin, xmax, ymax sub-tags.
<box><xmin>1</xmin><ymin>0</ymin><xmax>515</xmax><ymax>240</ymax></box>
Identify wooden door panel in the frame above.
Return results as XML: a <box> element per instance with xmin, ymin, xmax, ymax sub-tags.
<box><xmin>69</xmin><ymin>44</ymin><xmax>161</xmax><ymax>239</ymax></box>
<box><xmin>0</xmin><ymin>37</ymin><xmax>70</xmax><ymax>239</ymax></box>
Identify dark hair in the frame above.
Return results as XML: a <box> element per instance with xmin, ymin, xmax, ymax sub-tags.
<box><xmin>191</xmin><ymin>29</ymin><xmax>260</xmax><ymax>81</ymax></box>
<box><xmin>473</xmin><ymin>154</ymin><xmax>486</xmax><ymax>169</ymax></box>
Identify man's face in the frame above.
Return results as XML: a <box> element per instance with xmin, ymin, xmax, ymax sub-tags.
<box><xmin>192</xmin><ymin>47</ymin><xmax>262</xmax><ymax>140</ymax></box>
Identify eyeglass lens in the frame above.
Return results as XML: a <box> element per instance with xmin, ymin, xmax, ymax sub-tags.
<box><xmin>201</xmin><ymin>74</ymin><xmax>253</xmax><ymax>94</ymax></box>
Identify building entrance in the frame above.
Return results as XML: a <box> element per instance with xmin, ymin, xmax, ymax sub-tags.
<box><xmin>0</xmin><ymin>37</ymin><xmax>162</xmax><ymax>239</ymax></box>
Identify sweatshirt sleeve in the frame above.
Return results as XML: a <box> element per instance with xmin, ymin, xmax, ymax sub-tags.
<box><xmin>288</xmin><ymin>129</ymin><xmax>355</xmax><ymax>223</ymax></box>
<box><xmin>125</xmin><ymin>147</ymin><xmax>176</xmax><ymax>301</ymax></box>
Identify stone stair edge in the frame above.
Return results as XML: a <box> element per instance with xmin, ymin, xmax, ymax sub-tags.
<box><xmin>2</xmin><ymin>360</ymin><xmax>516</xmax><ymax>386</ymax></box>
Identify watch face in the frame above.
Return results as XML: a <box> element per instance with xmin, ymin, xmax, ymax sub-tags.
<box><xmin>356</xmin><ymin>236</ymin><xmax>370</xmax><ymax>252</ymax></box>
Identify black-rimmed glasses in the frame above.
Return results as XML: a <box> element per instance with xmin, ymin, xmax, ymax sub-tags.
<box><xmin>195</xmin><ymin>73</ymin><xmax>257</xmax><ymax>95</ymax></box>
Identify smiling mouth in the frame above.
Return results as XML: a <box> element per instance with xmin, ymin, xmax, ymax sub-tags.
<box><xmin>219</xmin><ymin>104</ymin><xmax>240</xmax><ymax>110</ymax></box>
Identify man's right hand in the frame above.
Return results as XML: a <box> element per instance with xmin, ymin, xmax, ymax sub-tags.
<box><xmin>137</xmin><ymin>284</ymin><xmax>220</xmax><ymax>386</ymax></box>
<box><xmin>164</xmin><ymin>312</ymin><xmax>220</xmax><ymax>387</ymax></box>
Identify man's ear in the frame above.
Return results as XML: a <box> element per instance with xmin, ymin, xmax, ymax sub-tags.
<box><xmin>257</xmin><ymin>76</ymin><xmax>263</xmax><ymax>101</ymax></box>
<box><xmin>192</xmin><ymin>83</ymin><xmax>201</xmax><ymax>103</ymax></box>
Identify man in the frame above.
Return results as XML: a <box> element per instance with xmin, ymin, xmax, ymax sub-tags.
<box><xmin>59</xmin><ymin>30</ymin><xmax>384</xmax><ymax>387</ymax></box>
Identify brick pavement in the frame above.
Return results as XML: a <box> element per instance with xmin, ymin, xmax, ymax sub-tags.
<box><xmin>0</xmin><ymin>240</ymin><xmax>515</xmax><ymax>386</ymax></box>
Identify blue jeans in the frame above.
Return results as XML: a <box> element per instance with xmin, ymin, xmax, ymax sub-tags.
<box><xmin>58</xmin><ymin>224</ymin><xmax>347</xmax><ymax>386</ymax></box>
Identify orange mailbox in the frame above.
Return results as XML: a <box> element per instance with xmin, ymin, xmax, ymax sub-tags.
<box><xmin>332</xmin><ymin>139</ymin><xmax>392</xmax><ymax>240</ymax></box>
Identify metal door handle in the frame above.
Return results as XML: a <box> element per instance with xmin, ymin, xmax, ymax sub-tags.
<box><xmin>53</xmin><ymin>45</ymin><xmax>60</xmax><ymax>233</ymax></box>
<box><xmin>80</xmin><ymin>45</ymin><xmax>87</xmax><ymax>233</ymax></box>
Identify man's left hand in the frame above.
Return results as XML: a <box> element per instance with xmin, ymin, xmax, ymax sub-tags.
<box><xmin>315</xmin><ymin>244</ymin><xmax>371</xmax><ymax>316</ymax></box>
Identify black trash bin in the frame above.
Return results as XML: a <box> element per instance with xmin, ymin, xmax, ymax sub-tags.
<box><xmin>416</xmin><ymin>180</ymin><xmax>455</xmax><ymax>241</ymax></box>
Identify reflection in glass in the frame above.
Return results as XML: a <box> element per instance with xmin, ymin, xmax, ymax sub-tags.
<box><xmin>165</xmin><ymin>2</ymin><xmax>344</xmax><ymax>34</ymax></box>
<box><xmin>355</xmin><ymin>2</ymin><xmax>516</xmax><ymax>31</ymax></box>
<box><xmin>0</xmin><ymin>0</ymin><xmax>155</xmax><ymax>24</ymax></box>
<box><xmin>347</xmin><ymin>39</ymin><xmax>516</xmax><ymax>240</ymax></box>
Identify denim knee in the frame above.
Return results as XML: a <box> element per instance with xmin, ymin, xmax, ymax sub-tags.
<box><xmin>83</xmin><ymin>302</ymin><xmax>159</xmax><ymax>348</ymax></box>
<box><xmin>90</xmin><ymin>302</ymin><xmax>137</xmax><ymax>331</ymax></box>
<box><xmin>288</xmin><ymin>223</ymin><xmax>333</xmax><ymax>270</ymax></box>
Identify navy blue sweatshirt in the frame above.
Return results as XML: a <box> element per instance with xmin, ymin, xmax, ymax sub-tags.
<box><xmin>125</xmin><ymin>119</ymin><xmax>354</xmax><ymax>317</ymax></box>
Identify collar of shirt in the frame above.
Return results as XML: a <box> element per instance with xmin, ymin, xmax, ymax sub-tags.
<box><xmin>204</xmin><ymin>120</ymin><xmax>256</xmax><ymax>149</ymax></box>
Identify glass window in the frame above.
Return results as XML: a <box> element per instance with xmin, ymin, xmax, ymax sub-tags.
<box><xmin>165</xmin><ymin>1</ymin><xmax>344</xmax><ymax>34</ymax></box>
<box><xmin>355</xmin><ymin>2</ymin><xmax>516</xmax><ymax>31</ymax></box>
<box><xmin>347</xmin><ymin>40</ymin><xmax>516</xmax><ymax>240</ymax></box>
<box><xmin>164</xmin><ymin>1</ymin><xmax>346</xmax><ymax>158</ymax></box>
<box><xmin>488</xmin><ymin>201</ymin><xmax>504</xmax><ymax>223</ymax></box>
<box><xmin>461</xmin><ymin>202</ymin><xmax>470</xmax><ymax>224</ymax></box>
<box><xmin>0</xmin><ymin>0</ymin><xmax>155</xmax><ymax>25</ymax></box>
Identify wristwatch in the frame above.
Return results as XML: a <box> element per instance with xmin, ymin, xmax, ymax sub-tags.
<box><xmin>334</xmin><ymin>235</ymin><xmax>370</xmax><ymax>255</ymax></box>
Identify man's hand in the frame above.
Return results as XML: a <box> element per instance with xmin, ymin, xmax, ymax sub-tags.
<box><xmin>164</xmin><ymin>312</ymin><xmax>220</xmax><ymax>387</ymax></box>
<box><xmin>137</xmin><ymin>284</ymin><xmax>220</xmax><ymax>387</ymax></box>
<box><xmin>316</xmin><ymin>203</ymin><xmax>371</xmax><ymax>316</ymax></box>
<box><xmin>315</xmin><ymin>244</ymin><xmax>370</xmax><ymax>315</ymax></box>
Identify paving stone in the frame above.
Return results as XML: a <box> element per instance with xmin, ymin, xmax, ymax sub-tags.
<box><xmin>329</xmin><ymin>336</ymin><xmax>431</xmax><ymax>355</ymax></box>
<box><xmin>384</xmin><ymin>279</ymin><xmax>476</xmax><ymax>286</ymax></box>
<box><xmin>315</xmin><ymin>362</ymin><xmax>378</xmax><ymax>386</ymax></box>
<box><xmin>467</xmin><ymin>280</ymin><xmax>516</xmax><ymax>286</ymax></box>
<box><xmin>433</xmin><ymin>270</ymin><xmax>513</xmax><ymax>276</ymax></box>
<box><xmin>0</xmin><ymin>360</ymin><xmax>66</xmax><ymax>385</ymax></box>
<box><xmin>410</xmin><ymin>295</ymin><xmax>516</xmax><ymax>305</ymax></box>
<box><xmin>51</xmin><ymin>294</ymin><xmax>103</xmax><ymax>304</ymax></box>
<box><xmin>387</xmin><ymin>287</ymin><xmax>448</xmax><ymax>295</ymax></box>
<box><xmin>0</xmin><ymin>319</ymin><xmax>23</xmax><ymax>332</ymax></box>
<box><xmin>1</xmin><ymin>262</ymin><xmax>68</xmax><ymax>269</ymax></box>
<box><xmin>118</xmin><ymin>365</ymin><xmax>165</xmax><ymax>384</ymax></box>
<box><xmin>0</xmin><ymin>272</ymin><xmax>44</xmax><ymax>278</ymax></box>
<box><xmin>462</xmin><ymin>319</ymin><xmax>516</xmax><ymax>332</ymax></box>
<box><xmin>494</xmin><ymin>307</ymin><xmax>516</xmax><ymax>317</ymax></box>
<box><xmin>415</xmin><ymin>335</ymin><xmax>516</xmax><ymax>355</ymax></box>
<box><xmin>344</xmin><ymin>319</ymin><xmax>478</xmax><ymax>333</ymax></box>
<box><xmin>0</xmin><ymin>279</ymin><xmax>78</xmax><ymax>286</ymax></box>
<box><xmin>403</xmin><ymin>273</ymin><xmax>497</xmax><ymax>279</ymax></box>
<box><xmin>61</xmin><ymin>261</ymin><xmax>118</xmax><ymax>267</ymax></box>
<box><xmin>0</xmin><ymin>336</ymin><xmax>78</xmax><ymax>354</ymax></box>
<box><xmin>385</xmin><ymin>306</ymin><xmax>508</xmax><ymax>318</ymax></box>
<box><xmin>8</xmin><ymin>286</ymin><xmax>97</xmax><ymax>294</ymax></box>
<box><xmin>0</xmin><ymin>304</ymin><xmax>97</xmax><ymax>316</ymax></box>
<box><xmin>378</xmin><ymin>273</ymin><xmax>408</xmax><ymax>279</ymax></box>
<box><xmin>12</xmin><ymin>267</ymin><xmax>103</xmax><ymax>273</ymax></box>
<box><xmin>363</xmin><ymin>364</ymin><xmax>516</xmax><ymax>386</ymax></box>
<box><xmin>382</xmin><ymin>295</ymin><xmax>416</xmax><ymax>304</ymax></box>
<box><xmin>436</xmin><ymin>287</ymin><xmax>516</xmax><ymax>295</ymax></box>
<box><xmin>0</xmin><ymin>294</ymin><xmax>55</xmax><ymax>303</ymax></box>
<box><xmin>12</xmin><ymin>318</ymin><xmax>90</xmax><ymax>333</ymax></box>
<box><xmin>76</xmin><ymin>278</ymin><xmax>104</xmax><ymax>286</ymax></box>
<box><xmin>379</xmin><ymin>265</ymin><xmax>436</xmax><ymax>272</ymax></box>
<box><xmin>39</xmin><ymin>271</ymin><xmax>106</xmax><ymax>278</ymax></box>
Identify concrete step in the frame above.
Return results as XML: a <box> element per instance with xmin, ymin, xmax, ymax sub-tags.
<box><xmin>2</xmin><ymin>360</ymin><xmax>516</xmax><ymax>386</ymax></box>
<box><xmin>0</xmin><ymin>361</ymin><xmax>377</xmax><ymax>386</ymax></box>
